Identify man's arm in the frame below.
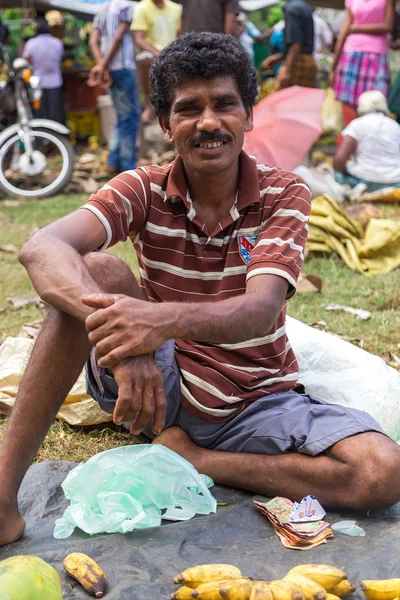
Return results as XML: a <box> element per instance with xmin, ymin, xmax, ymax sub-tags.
<box><xmin>333</xmin><ymin>135</ymin><xmax>357</xmax><ymax>173</ymax></box>
<box><xmin>88</xmin><ymin>22</ymin><xmax>130</xmax><ymax>87</ymax></box>
<box><xmin>83</xmin><ymin>273</ymin><xmax>288</xmax><ymax>368</ymax></box>
<box><xmin>19</xmin><ymin>210</ymin><xmax>108</xmax><ymax>322</ymax></box>
<box><xmin>224</xmin><ymin>0</ymin><xmax>239</xmax><ymax>34</ymax></box>
<box><xmin>89</xmin><ymin>27</ymin><xmax>103</xmax><ymax>65</ymax></box>
<box><xmin>134</xmin><ymin>31</ymin><xmax>159</xmax><ymax>56</ymax></box>
<box><xmin>102</xmin><ymin>22</ymin><xmax>130</xmax><ymax>70</ymax></box>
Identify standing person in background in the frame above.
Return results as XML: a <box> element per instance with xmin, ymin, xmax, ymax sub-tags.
<box><xmin>180</xmin><ymin>0</ymin><xmax>239</xmax><ymax>35</ymax></box>
<box><xmin>312</xmin><ymin>10</ymin><xmax>333</xmax><ymax>70</ymax></box>
<box><xmin>330</xmin><ymin>0</ymin><xmax>394</xmax><ymax>110</ymax></box>
<box><xmin>89</xmin><ymin>0</ymin><xmax>139</xmax><ymax>173</ymax></box>
<box><xmin>273</xmin><ymin>0</ymin><xmax>316</xmax><ymax>91</ymax></box>
<box><xmin>23</xmin><ymin>18</ymin><xmax>65</xmax><ymax>124</ymax></box>
<box><xmin>132</xmin><ymin>0</ymin><xmax>181</xmax><ymax>124</ymax></box>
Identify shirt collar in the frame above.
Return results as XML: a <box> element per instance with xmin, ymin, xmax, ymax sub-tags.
<box><xmin>165</xmin><ymin>151</ymin><xmax>261</xmax><ymax>212</ymax></box>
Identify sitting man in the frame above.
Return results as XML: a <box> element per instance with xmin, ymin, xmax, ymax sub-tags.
<box><xmin>1</xmin><ymin>33</ymin><xmax>399</xmax><ymax>548</ymax></box>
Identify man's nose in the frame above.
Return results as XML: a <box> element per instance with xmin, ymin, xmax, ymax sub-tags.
<box><xmin>197</xmin><ymin>107</ymin><xmax>221</xmax><ymax>132</ymax></box>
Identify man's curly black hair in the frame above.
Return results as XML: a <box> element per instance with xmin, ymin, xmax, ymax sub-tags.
<box><xmin>150</xmin><ymin>32</ymin><xmax>258</xmax><ymax>118</ymax></box>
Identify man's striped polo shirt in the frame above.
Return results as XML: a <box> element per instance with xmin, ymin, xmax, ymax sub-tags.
<box><xmin>82</xmin><ymin>151</ymin><xmax>312</xmax><ymax>423</ymax></box>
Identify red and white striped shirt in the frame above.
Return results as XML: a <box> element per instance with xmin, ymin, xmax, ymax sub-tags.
<box><xmin>81</xmin><ymin>152</ymin><xmax>311</xmax><ymax>422</ymax></box>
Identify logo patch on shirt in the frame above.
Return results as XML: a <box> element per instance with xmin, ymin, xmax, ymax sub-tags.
<box><xmin>238</xmin><ymin>234</ymin><xmax>258</xmax><ymax>264</ymax></box>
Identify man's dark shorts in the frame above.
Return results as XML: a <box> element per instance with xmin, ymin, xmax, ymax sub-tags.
<box><xmin>86</xmin><ymin>340</ymin><xmax>385</xmax><ymax>456</ymax></box>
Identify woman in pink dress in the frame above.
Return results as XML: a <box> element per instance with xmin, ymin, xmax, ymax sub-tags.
<box><xmin>329</xmin><ymin>0</ymin><xmax>394</xmax><ymax>109</ymax></box>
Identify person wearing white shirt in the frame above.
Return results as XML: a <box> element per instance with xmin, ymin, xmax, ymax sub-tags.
<box><xmin>333</xmin><ymin>90</ymin><xmax>400</xmax><ymax>191</ymax></box>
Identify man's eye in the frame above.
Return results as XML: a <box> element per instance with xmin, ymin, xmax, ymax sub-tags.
<box><xmin>218</xmin><ymin>102</ymin><xmax>234</xmax><ymax>109</ymax></box>
<box><xmin>181</xmin><ymin>106</ymin><xmax>198</xmax><ymax>112</ymax></box>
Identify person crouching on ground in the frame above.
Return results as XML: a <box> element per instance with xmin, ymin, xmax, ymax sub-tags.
<box><xmin>1</xmin><ymin>32</ymin><xmax>400</xmax><ymax>549</ymax></box>
<box><xmin>334</xmin><ymin>90</ymin><xmax>400</xmax><ymax>191</ymax></box>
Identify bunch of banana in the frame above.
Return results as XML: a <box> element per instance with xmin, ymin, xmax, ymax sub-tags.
<box><xmin>361</xmin><ymin>579</ymin><xmax>400</xmax><ymax>600</ymax></box>
<box><xmin>172</xmin><ymin>564</ymin><xmax>250</xmax><ymax>599</ymax></box>
<box><xmin>172</xmin><ymin>563</ymin><xmax>354</xmax><ymax>600</ymax></box>
<box><xmin>63</xmin><ymin>552</ymin><xmax>107</xmax><ymax>598</ymax></box>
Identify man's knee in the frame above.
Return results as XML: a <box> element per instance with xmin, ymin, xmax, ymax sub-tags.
<box><xmin>84</xmin><ymin>252</ymin><xmax>138</xmax><ymax>295</ymax></box>
<box><xmin>346</xmin><ymin>436</ymin><xmax>400</xmax><ymax>511</ymax></box>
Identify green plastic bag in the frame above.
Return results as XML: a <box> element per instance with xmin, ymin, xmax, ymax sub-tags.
<box><xmin>53</xmin><ymin>444</ymin><xmax>216</xmax><ymax>539</ymax></box>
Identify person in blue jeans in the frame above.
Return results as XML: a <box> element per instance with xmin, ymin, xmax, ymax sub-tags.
<box><xmin>89</xmin><ymin>0</ymin><xmax>139</xmax><ymax>172</ymax></box>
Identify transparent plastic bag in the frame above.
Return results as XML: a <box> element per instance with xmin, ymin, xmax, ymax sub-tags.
<box><xmin>54</xmin><ymin>444</ymin><xmax>216</xmax><ymax>539</ymax></box>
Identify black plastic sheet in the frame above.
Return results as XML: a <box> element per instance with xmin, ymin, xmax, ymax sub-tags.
<box><xmin>0</xmin><ymin>462</ymin><xmax>399</xmax><ymax>599</ymax></box>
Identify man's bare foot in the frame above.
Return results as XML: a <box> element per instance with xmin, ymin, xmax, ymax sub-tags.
<box><xmin>0</xmin><ymin>500</ymin><xmax>26</xmax><ymax>546</ymax></box>
<box><xmin>153</xmin><ymin>426</ymin><xmax>205</xmax><ymax>471</ymax></box>
<box><xmin>141</xmin><ymin>105</ymin><xmax>155</xmax><ymax>124</ymax></box>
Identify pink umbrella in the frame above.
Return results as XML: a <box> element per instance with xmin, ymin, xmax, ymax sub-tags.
<box><xmin>244</xmin><ymin>86</ymin><xmax>326</xmax><ymax>171</ymax></box>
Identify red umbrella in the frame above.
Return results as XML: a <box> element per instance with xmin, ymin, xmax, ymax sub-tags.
<box><xmin>244</xmin><ymin>86</ymin><xmax>327</xmax><ymax>171</ymax></box>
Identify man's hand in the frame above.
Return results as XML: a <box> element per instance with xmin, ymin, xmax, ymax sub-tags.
<box><xmin>82</xmin><ymin>293</ymin><xmax>172</xmax><ymax>367</ymax></box>
<box><xmin>87</xmin><ymin>64</ymin><xmax>112</xmax><ymax>88</ymax></box>
<box><xmin>112</xmin><ymin>355</ymin><xmax>167</xmax><ymax>435</ymax></box>
<box><xmin>278</xmin><ymin>65</ymin><xmax>291</xmax><ymax>88</ymax></box>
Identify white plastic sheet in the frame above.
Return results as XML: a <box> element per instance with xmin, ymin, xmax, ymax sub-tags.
<box><xmin>287</xmin><ymin>316</ymin><xmax>400</xmax><ymax>441</ymax></box>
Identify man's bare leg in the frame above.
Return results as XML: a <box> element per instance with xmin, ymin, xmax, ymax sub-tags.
<box><xmin>0</xmin><ymin>253</ymin><xmax>143</xmax><ymax>546</ymax></box>
<box><xmin>153</xmin><ymin>427</ymin><xmax>400</xmax><ymax>511</ymax></box>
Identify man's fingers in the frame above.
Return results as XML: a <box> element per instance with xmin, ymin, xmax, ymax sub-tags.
<box><xmin>97</xmin><ymin>346</ymin><xmax>128</xmax><ymax>368</ymax></box>
<box><xmin>81</xmin><ymin>293</ymin><xmax>118</xmax><ymax>310</ymax></box>
<box><xmin>114</xmin><ymin>382</ymin><xmax>142</xmax><ymax>425</ymax></box>
<box><xmin>152</xmin><ymin>383</ymin><xmax>167</xmax><ymax>436</ymax></box>
<box><xmin>130</xmin><ymin>386</ymin><xmax>154</xmax><ymax>435</ymax></box>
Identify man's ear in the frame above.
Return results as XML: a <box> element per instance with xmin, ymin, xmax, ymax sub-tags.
<box><xmin>244</xmin><ymin>106</ymin><xmax>254</xmax><ymax>133</ymax></box>
<box><xmin>158</xmin><ymin>116</ymin><xmax>174</xmax><ymax>144</ymax></box>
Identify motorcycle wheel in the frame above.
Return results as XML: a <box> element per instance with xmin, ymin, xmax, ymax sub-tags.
<box><xmin>0</xmin><ymin>127</ymin><xmax>75</xmax><ymax>198</ymax></box>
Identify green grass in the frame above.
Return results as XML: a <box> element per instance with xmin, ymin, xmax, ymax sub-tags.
<box><xmin>0</xmin><ymin>193</ymin><xmax>399</xmax><ymax>461</ymax></box>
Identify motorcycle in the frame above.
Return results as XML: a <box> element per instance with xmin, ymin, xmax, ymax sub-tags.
<box><xmin>0</xmin><ymin>44</ymin><xmax>75</xmax><ymax>198</ymax></box>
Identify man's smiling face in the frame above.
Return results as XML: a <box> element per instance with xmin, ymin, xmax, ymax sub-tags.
<box><xmin>160</xmin><ymin>76</ymin><xmax>254</xmax><ymax>174</ymax></box>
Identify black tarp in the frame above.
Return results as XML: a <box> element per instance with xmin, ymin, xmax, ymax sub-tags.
<box><xmin>1</xmin><ymin>462</ymin><xmax>400</xmax><ymax>599</ymax></box>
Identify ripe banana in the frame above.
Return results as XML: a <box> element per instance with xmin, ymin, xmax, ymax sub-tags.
<box><xmin>63</xmin><ymin>552</ymin><xmax>107</xmax><ymax>598</ymax></box>
<box><xmin>287</xmin><ymin>566</ymin><xmax>347</xmax><ymax>590</ymax></box>
<box><xmin>269</xmin><ymin>580</ymin><xmax>305</xmax><ymax>600</ymax></box>
<box><xmin>361</xmin><ymin>579</ymin><xmax>400</xmax><ymax>600</ymax></box>
<box><xmin>328</xmin><ymin>581</ymin><xmax>355</xmax><ymax>598</ymax></box>
<box><xmin>171</xmin><ymin>587</ymin><xmax>195</xmax><ymax>600</ymax></box>
<box><xmin>283</xmin><ymin>573</ymin><xmax>327</xmax><ymax>600</ymax></box>
<box><xmin>326</xmin><ymin>594</ymin><xmax>342</xmax><ymax>600</ymax></box>
<box><xmin>250</xmin><ymin>582</ymin><xmax>275</xmax><ymax>600</ymax></box>
<box><xmin>191</xmin><ymin>578</ymin><xmax>252</xmax><ymax>599</ymax></box>
<box><xmin>174</xmin><ymin>565</ymin><xmax>243</xmax><ymax>589</ymax></box>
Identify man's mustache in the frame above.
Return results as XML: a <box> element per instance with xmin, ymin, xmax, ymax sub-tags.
<box><xmin>192</xmin><ymin>131</ymin><xmax>232</xmax><ymax>146</ymax></box>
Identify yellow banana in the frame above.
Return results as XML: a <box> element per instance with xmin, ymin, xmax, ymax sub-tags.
<box><xmin>63</xmin><ymin>552</ymin><xmax>107</xmax><ymax>598</ymax></box>
<box><xmin>328</xmin><ymin>581</ymin><xmax>356</xmax><ymax>598</ymax></box>
<box><xmin>174</xmin><ymin>565</ymin><xmax>243</xmax><ymax>589</ymax></box>
<box><xmin>191</xmin><ymin>578</ymin><xmax>252</xmax><ymax>599</ymax></box>
<box><xmin>287</xmin><ymin>566</ymin><xmax>347</xmax><ymax>590</ymax></box>
<box><xmin>283</xmin><ymin>573</ymin><xmax>327</xmax><ymax>600</ymax></box>
<box><xmin>171</xmin><ymin>587</ymin><xmax>195</xmax><ymax>600</ymax></box>
<box><xmin>250</xmin><ymin>582</ymin><xmax>274</xmax><ymax>600</ymax></box>
<box><xmin>361</xmin><ymin>580</ymin><xmax>400</xmax><ymax>600</ymax></box>
<box><xmin>326</xmin><ymin>594</ymin><xmax>342</xmax><ymax>600</ymax></box>
<box><xmin>269</xmin><ymin>580</ymin><xmax>305</xmax><ymax>600</ymax></box>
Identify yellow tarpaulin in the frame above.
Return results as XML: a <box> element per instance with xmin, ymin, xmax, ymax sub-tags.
<box><xmin>0</xmin><ymin>336</ymin><xmax>113</xmax><ymax>426</ymax></box>
<box><xmin>308</xmin><ymin>195</ymin><xmax>400</xmax><ymax>276</ymax></box>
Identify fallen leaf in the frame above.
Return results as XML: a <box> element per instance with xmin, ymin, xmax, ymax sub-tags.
<box><xmin>322</xmin><ymin>303</ymin><xmax>371</xmax><ymax>321</ymax></box>
<box><xmin>0</xmin><ymin>243</ymin><xmax>19</xmax><ymax>254</ymax></box>
<box><xmin>8</xmin><ymin>295</ymin><xmax>41</xmax><ymax>310</ymax></box>
<box><xmin>77</xmin><ymin>177</ymin><xmax>99</xmax><ymax>195</ymax></box>
<box><xmin>79</xmin><ymin>153</ymin><xmax>96</xmax><ymax>164</ymax></box>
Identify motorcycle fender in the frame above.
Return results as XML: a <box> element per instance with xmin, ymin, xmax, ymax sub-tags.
<box><xmin>28</xmin><ymin>119</ymin><xmax>70</xmax><ymax>135</ymax></box>
<box><xmin>0</xmin><ymin>124</ymin><xmax>21</xmax><ymax>147</ymax></box>
<box><xmin>0</xmin><ymin>121</ymin><xmax>71</xmax><ymax>148</ymax></box>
